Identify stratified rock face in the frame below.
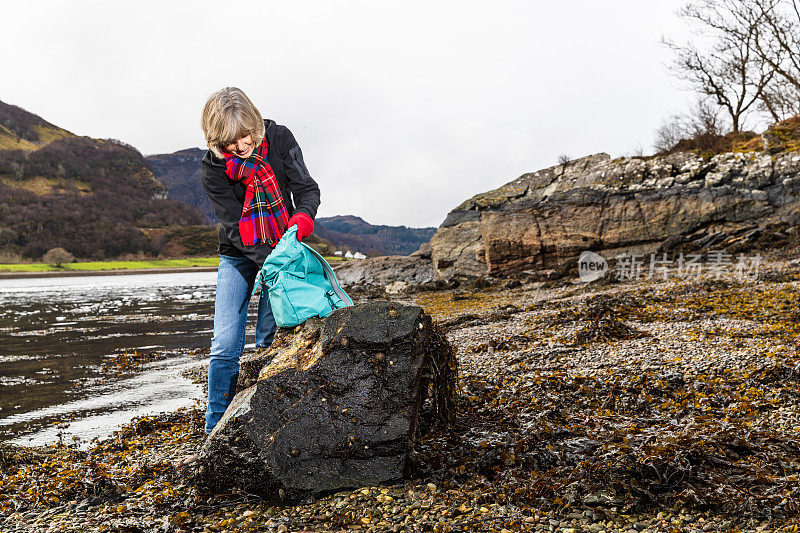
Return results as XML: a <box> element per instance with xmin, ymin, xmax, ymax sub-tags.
<box><xmin>196</xmin><ymin>301</ymin><xmax>457</xmax><ymax>503</ymax></box>
<box><xmin>430</xmin><ymin>151</ymin><xmax>800</xmax><ymax>278</ymax></box>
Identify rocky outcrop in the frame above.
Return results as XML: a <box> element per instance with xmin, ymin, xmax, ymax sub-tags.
<box><xmin>332</xmin><ymin>255</ymin><xmax>438</xmax><ymax>291</ymax></box>
<box><xmin>430</xmin><ymin>150</ymin><xmax>800</xmax><ymax>279</ymax></box>
<box><xmin>196</xmin><ymin>301</ymin><xmax>458</xmax><ymax>503</ymax></box>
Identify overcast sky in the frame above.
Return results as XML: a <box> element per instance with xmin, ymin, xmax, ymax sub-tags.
<box><xmin>2</xmin><ymin>0</ymin><xmax>701</xmax><ymax>228</ymax></box>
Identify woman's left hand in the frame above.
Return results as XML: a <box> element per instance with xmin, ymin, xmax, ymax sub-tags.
<box><xmin>287</xmin><ymin>212</ymin><xmax>314</xmax><ymax>242</ymax></box>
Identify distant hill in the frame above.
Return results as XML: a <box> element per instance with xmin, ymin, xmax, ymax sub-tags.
<box><xmin>147</xmin><ymin>149</ymin><xmax>435</xmax><ymax>256</ymax></box>
<box><xmin>314</xmin><ymin>215</ymin><xmax>436</xmax><ymax>256</ymax></box>
<box><xmin>146</xmin><ymin>148</ymin><xmax>215</xmax><ymax>223</ymax></box>
<box><xmin>0</xmin><ymin>100</ymin><xmax>210</xmax><ymax>260</ymax></box>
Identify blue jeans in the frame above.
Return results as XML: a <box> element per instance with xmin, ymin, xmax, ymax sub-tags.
<box><xmin>205</xmin><ymin>254</ymin><xmax>277</xmax><ymax>433</ymax></box>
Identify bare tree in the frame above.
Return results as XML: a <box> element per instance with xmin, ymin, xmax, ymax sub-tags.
<box><xmin>758</xmin><ymin>74</ymin><xmax>800</xmax><ymax>120</ymax></box>
<box><xmin>628</xmin><ymin>142</ymin><xmax>646</xmax><ymax>158</ymax></box>
<box><xmin>751</xmin><ymin>0</ymin><xmax>800</xmax><ymax>117</ymax></box>
<box><xmin>661</xmin><ymin>0</ymin><xmax>776</xmax><ymax>132</ymax></box>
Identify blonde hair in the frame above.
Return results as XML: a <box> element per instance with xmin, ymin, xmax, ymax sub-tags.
<box><xmin>201</xmin><ymin>87</ymin><xmax>265</xmax><ymax>158</ymax></box>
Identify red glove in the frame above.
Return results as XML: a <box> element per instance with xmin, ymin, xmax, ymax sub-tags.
<box><xmin>287</xmin><ymin>212</ymin><xmax>314</xmax><ymax>242</ymax></box>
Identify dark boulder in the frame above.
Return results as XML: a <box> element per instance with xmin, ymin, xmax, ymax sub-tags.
<box><xmin>195</xmin><ymin>300</ymin><xmax>458</xmax><ymax>503</ymax></box>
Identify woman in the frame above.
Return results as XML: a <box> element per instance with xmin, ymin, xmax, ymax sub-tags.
<box><xmin>199</xmin><ymin>87</ymin><xmax>321</xmax><ymax>436</ymax></box>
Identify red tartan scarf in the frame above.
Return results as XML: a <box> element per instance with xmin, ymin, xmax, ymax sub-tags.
<box><xmin>220</xmin><ymin>136</ymin><xmax>289</xmax><ymax>247</ymax></box>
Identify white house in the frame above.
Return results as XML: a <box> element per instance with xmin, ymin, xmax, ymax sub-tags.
<box><xmin>344</xmin><ymin>251</ymin><xmax>354</xmax><ymax>259</ymax></box>
<box><xmin>353</xmin><ymin>252</ymin><xmax>367</xmax><ymax>259</ymax></box>
<box><xmin>334</xmin><ymin>250</ymin><xmax>342</xmax><ymax>256</ymax></box>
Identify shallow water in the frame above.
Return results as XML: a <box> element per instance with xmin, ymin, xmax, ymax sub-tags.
<box><xmin>0</xmin><ymin>271</ymin><xmax>262</xmax><ymax>448</ymax></box>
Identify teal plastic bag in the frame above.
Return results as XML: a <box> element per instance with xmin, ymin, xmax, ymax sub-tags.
<box><xmin>251</xmin><ymin>225</ymin><xmax>354</xmax><ymax>327</ymax></box>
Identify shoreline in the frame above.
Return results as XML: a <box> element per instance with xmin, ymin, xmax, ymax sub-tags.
<box><xmin>0</xmin><ymin>265</ymin><xmax>219</xmax><ymax>280</ymax></box>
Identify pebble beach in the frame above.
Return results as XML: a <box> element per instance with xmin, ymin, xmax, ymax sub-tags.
<box><xmin>2</xmin><ymin>253</ymin><xmax>800</xmax><ymax>532</ymax></box>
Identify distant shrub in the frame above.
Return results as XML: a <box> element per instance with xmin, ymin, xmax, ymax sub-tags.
<box><xmin>42</xmin><ymin>247</ymin><xmax>74</xmax><ymax>267</ymax></box>
<box><xmin>671</xmin><ymin>130</ymin><xmax>760</xmax><ymax>158</ymax></box>
<box><xmin>651</xmin><ymin>98</ymin><xmax>762</xmax><ymax>157</ymax></box>
<box><xmin>652</xmin><ymin>101</ymin><xmax>800</xmax><ymax>158</ymax></box>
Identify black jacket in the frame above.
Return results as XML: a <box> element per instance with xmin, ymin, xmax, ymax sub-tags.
<box><xmin>201</xmin><ymin>119</ymin><xmax>321</xmax><ymax>267</ymax></box>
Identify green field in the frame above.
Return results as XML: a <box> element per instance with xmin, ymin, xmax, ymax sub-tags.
<box><xmin>0</xmin><ymin>255</ymin><xmax>345</xmax><ymax>272</ymax></box>
<box><xmin>0</xmin><ymin>257</ymin><xmax>222</xmax><ymax>272</ymax></box>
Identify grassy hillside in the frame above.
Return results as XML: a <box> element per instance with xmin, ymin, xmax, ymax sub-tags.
<box><xmin>0</xmin><ymin>100</ymin><xmax>208</xmax><ymax>260</ymax></box>
<box><xmin>654</xmin><ymin>113</ymin><xmax>800</xmax><ymax>159</ymax></box>
<box><xmin>0</xmin><ymin>100</ymin><xmax>73</xmax><ymax>151</ymax></box>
